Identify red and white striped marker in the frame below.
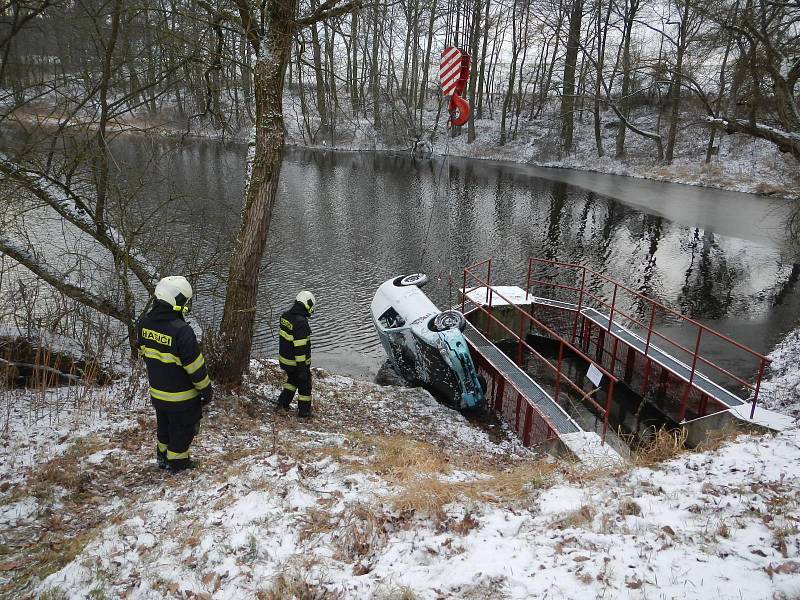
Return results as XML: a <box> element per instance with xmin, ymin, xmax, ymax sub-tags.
<box><xmin>439</xmin><ymin>46</ymin><xmax>463</xmax><ymax>96</ymax></box>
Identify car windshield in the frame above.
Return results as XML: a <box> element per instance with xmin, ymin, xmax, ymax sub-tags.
<box><xmin>378</xmin><ymin>306</ymin><xmax>405</xmax><ymax>329</ymax></box>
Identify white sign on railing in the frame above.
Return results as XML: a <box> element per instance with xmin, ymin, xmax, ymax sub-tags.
<box><xmin>587</xmin><ymin>363</ymin><xmax>603</xmax><ymax>387</ymax></box>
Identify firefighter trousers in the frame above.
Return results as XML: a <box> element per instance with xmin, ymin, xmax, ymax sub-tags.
<box><xmin>155</xmin><ymin>403</ymin><xmax>201</xmax><ymax>464</ymax></box>
<box><xmin>277</xmin><ymin>366</ymin><xmax>312</xmax><ymax>415</ymax></box>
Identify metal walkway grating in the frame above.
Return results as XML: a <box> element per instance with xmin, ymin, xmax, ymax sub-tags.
<box><xmin>582</xmin><ymin>308</ymin><xmax>745</xmax><ymax>407</ymax></box>
<box><xmin>463</xmin><ymin>322</ymin><xmax>580</xmax><ymax>434</ymax></box>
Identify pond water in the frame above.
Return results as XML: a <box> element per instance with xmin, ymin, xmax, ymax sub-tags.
<box><xmin>88</xmin><ymin>140</ymin><xmax>800</xmax><ymax>380</ymax></box>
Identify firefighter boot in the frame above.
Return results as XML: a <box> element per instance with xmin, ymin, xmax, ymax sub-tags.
<box><xmin>276</xmin><ymin>384</ymin><xmax>295</xmax><ymax>412</ymax></box>
<box><xmin>156</xmin><ymin>444</ymin><xmax>167</xmax><ymax>470</ymax></box>
<box><xmin>298</xmin><ymin>397</ymin><xmax>313</xmax><ymax>419</ymax></box>
<box><xmin>167</xmin><ymin>457</ymin><xmax>196</xmax><ymax>473</ymax></box>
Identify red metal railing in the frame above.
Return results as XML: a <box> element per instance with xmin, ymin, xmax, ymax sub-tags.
<box><xmin>461</xmin><ymin>259</ymin><xmax>620</xmax><ymax>443</ymax></box>
<box><xmin>524</xmin><ymin>258</ymin><xmax>770</xmax><ymax>420</ymax></box>
<box><xmin>469</xmin><ymin>345</ymin><xmax>561</xmax><ymax>447</ymax></box>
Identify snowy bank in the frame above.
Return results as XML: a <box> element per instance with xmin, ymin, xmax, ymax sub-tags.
<box><xmin>0</xmin><ymin>352</ymin><xmax>798</xmax><ymax>599</ymax></box>
<box><xmin>7</xmin><ymin>100</ymin><xmax>800</xmax><ymax>201</ymax></box>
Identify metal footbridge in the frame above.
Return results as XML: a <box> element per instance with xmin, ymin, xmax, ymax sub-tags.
<box><xmin>581</xmin><ymin>307</ymin><xmax>745</xmax><ymax>409</ymax></box>
<box><xmin>456</xmin><ymin>258</ymin><xmax>786</xmax><ymax>458</ymax></box>
<box><xmin>463</xmin><ymin>321</ymin><xmax>580</xmax><ymax>435</ymax></box>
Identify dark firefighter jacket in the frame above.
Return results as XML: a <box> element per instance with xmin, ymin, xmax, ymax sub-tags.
<box><xmin>137</xmin><ymin>300</ymin><xmax>211</xmax><ymax>412</ymax></box>
<box><xmin>279</xmin><ymin>301</ymin><xmax>312</xmax><ymax>369</ymax></box>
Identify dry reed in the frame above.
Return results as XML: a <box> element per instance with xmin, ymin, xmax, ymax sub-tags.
<box><xmin>633</xmin><ymin>426</ymin><xmax>689</xmax><ymax>466</ymax></box>
<box><xmin>371</xmin><ymin>435</ymin><xmax>449</xmax><ymax>482</ymax></box>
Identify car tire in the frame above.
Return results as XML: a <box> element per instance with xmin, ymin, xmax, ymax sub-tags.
<box><xmin>394</xmin><ymin>273</ymin><xmax>429</xmax><ymax>288</ymax></box>
<box><xmin>430</xmin><ymin>310</ymin><xmax>466</xmax><ymax>332</ymax></box>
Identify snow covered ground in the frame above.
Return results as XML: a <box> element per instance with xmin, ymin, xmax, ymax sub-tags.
<box><xmin>1</xmin><ymin>345</ymin><xmax>799</xmax><ymax>599</ymax></box>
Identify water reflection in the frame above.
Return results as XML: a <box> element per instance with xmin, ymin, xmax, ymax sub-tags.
<box><xmin>103</xmin><ymin>142</ymin><xmax>800</xmax><ymax>376</ymax></box>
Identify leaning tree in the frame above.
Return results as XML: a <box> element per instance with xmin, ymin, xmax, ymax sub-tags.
<box><xmin>214</xmin><ymin>0</ymin><xmax>360</xmax><ymax>386</ymax></box>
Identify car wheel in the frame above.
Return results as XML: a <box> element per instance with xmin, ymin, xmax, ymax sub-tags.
<box><xmin>394</xmin><ymin>273</ymin><xmax>429</xmax><ymax>288</ymax></box>
<box><xmin>431</xmin><ymin>310</ymin><xmax>466</xmax><ymax>332</ymax></box>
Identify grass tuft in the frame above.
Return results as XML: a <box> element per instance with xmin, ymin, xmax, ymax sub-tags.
<box><xmin>333</xmin><ymin>504</ymin><xmax>387</xmax><ymax>562</ymax></box>
<box><xmin>37</xmin><ymin>588</ymin><xmax>69</xmax><ymax>600</ymax></box>
<box><xmin>298</xmin><ymin>508</ymin><xmax>336</xmax><ymax>544</ymax></box>
<box><xmin>386</xmin><ymin>461</ymin><xmax>554</xmax><ymax>517</ymax></box>
<box><xmin>633</xmin><ymin>427</ymin><xmax>688</xmax><ymax>466</ymax></box>
<box><xmin>373</xmin><ymin>583</ymin><xmax>418</xmax><ymax>600</ymax></box>
<box><xmin>554</xmin><ymin>505</ymin><xmax>596</xmax><ymax>529</ymax></box>
<box><xmin>389</xmin><ymin>478</ymin><xmax>462</xmax><ymax>517</ymax></box>
<box><xmin>618</xmin><ymin>497</ymin><xmax>642</xmax><ymax>517</ymax></box>
<box><xmin>372</xmin><ymin>435</ymin><xmax>448</xmax><ymax>482</ymax></box>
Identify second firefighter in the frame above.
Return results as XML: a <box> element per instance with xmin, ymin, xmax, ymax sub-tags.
<box><xmin>277</xmin><ymin>291</ymin><xmax>315</xmax><ymax>418</ymax></box>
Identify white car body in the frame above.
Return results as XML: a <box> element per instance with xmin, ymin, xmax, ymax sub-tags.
<box><xmin>370</xmin><ymin>275</ymin><xmax>485</xmax><ymax>410</ymax></box>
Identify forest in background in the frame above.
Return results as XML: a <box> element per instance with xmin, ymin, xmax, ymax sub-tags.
<box><xmin>2</xmin><ymin>0</ymin><xmax>799</xmax><ymax>162</ymax></box>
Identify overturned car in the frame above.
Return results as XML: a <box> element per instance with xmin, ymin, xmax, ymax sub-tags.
<box><xmin>370</xmin><ymin>274</ymin><xmax>485</xmax><ymax>410</ymax></box>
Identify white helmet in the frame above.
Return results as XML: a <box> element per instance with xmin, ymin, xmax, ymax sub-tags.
<box><xmin>155</xmin><ymin>276</ymin><xmax>193</xmax><ymax>313</ymax></box>
<box><xmin>296</xmin><ymin>290</ymin><xmax>316</xmax><ymax>314</ymax></box>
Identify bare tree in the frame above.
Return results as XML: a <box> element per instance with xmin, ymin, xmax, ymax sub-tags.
<box><xmin>614</xmin><ymin>0</ymin><xmax>641</xmax><ymax>158</ymax></box>
<box><xmin>664</xmin><ymin>0</ymin><xmax>706</xmax><ymax>163</ymax></box>
<box><xmin>706</xmin><ymin>0</ymin><xmax>800</xmax><ymax>158</ymax></box>
<box><xmin>561</xmin><ymin>0</ymin><xmax>585</xmax><ymax>152</ymax></box>
<box><xmin>0</xmin><ymin>1</ymin><xmax>221</xmax><ymax>352</ymax></box>
<box><xmin>216</xmin><ymin>0</ymin><xmax>359</xmax><ymax>386</ymax></box>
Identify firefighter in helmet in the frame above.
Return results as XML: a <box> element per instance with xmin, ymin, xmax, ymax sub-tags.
<box><xmin>277</xmin><ymin>291</ymin><xmax>315</xmax><ymax>418</ymax></box>
<box><xmin>137</xmin><ymin>276</ymin><xmax>213</xmax><ymax>472</ymax></box>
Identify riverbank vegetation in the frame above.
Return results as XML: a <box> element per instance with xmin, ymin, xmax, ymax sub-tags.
<box><xmin>2</xmin><ymin>0</ymin><xmax>800</xmax><ymax>187</ymax></box>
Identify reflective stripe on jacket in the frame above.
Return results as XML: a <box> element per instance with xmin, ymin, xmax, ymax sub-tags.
<box><xmin>137</xmin><ymin>300</ymin><xmax>210</xmax><ymax>412</ymax></box>
<box><xmin>279</xmin><ymin>301</ymin><xmax>311</xmax><ymax>368</ymax></box>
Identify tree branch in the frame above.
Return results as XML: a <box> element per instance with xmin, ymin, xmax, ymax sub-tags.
<box><xmin>0</xmin><ymin>153</ymin><xmax>158</xmax><ymax>293</ymax></box>
<box><xmin>295</xmin><ymin>0</ymin><xmax>362</xmax><ymax>27</ymax></box>
<box><xmin>706</xmin><ymin>117</ymin><xmax>800</xmax><ymax>159</ymax></box>
<box><xmin>232</xmin><ymin>0</ymin><xmax>261</xmax><ymax>54</ymax></box>
<box><xmin>0</xmin><ymin>237</ymin><xmax>128</xmax><ymax>323</ymax></box>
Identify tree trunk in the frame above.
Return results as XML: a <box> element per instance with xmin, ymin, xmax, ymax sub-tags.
<box><xmin>500</xmin><ymin>7</ymin><xmax>518</xmax><ymax>146</ymax></box>
<box><xmin>310</xmin><ymin>15</ymin><xmax>328</xmax><ymax>139</ymax></box>
<box><xmin>417</xmin><ymin>0</ymin><xmax>436</xmax><ymax>115</ymax></box>
<box><xmin>475</xmin><ymin>0</ymin><xmax>491</xmax><ymax>119</ymax></box>
<box><xmin>560</xmin><ymin>0</ymin><xmax>584</xmax><ymax>152</ymax></box>
<box><xmin>467</xmin><ymin>0</ymin><xmax>482</xmax><ymax>142</ymax></box>
<box><xmin>706</xmin><ymin>33</ymin><xmax>733</xmax><ymax>162</ymax></box>
<box><xmin>350</xmin><ymin>10</ymin><xmax>359</xmax><ymax>112</ymax></box>
<box><xmin>615</xmin><ymin>0</ymin><xmax>638</xmax><ymax>157</ymax></box>
<box><xmin>707</xmin><ymin>117</ymin><xmax>800</xmax><ymax>159</ymax></box>
<box><xmin>296</xmin><ymin>51</ymin><xmax>314</xmax><ymax>142</ymax></box>
<box><xmin>537</xmin><ymin>1</ymin><xmax>564</xmax><ymax>119</ymax></box>
<box><xmin>593</xmin><ymin>0</ymin><xmax>612</xmax><ymax>157</ymax></box>
<box><xmin>400</xmin><ymin>3</ymin><xmax>413</xmax><ymax>99</ymax></box>
<box><xmin>324</xmin><ymin>22</ymin><xmax>339</xmax><ymax>141</ymax></box>
<box><xmin>526</xmin><ymin>43</ymin><xmax>545</xmax><ymax>119</ymax></box>
<box><xmin>512</xmin><ymin>1</ymin><xmax>530</xmax><ymax>139</ymax></box>
<box><xmin>665</xmin><ymin>0</ymin><xmax>690</xmax><ymax>163</ymax></box>
<box><xmin>409</xmin><ymin>0</ymin><xmax>420</xmax><ymax>107</ymax></box>
<box><xmin>359</xmin><ymin>15</ymin><xmax>370</xmax><ymax>112</ymax></box>
<box><xmin>485</xmin><ymin>13</ymin><xmax>506</xmax><ymax>119</ymax></box>
<box><xmin>371</xmin><ymin>5</ymin><xmax>382</xmax><ymax>130</ymax></box>
<box><xmin>216</xmin><ymin>0</ymin><xmax>298</xmax><ymax>386</ymax></box>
